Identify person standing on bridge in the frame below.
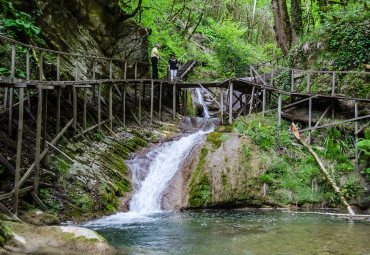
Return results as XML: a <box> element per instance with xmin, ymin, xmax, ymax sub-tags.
<box><xmin>168</xmin><ymin>54</ymin><xmax>179</xmax><ymax>82</ymax></box>
<box><xmin>151</xmin><ymin>43</ymin><xmax>162</xmax><ymax>80</ymax></box>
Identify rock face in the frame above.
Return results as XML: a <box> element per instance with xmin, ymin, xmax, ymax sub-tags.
<box><xmin>23</xmin><ymin>0</ymin><xmax>150</xmax><ymax>79</ymax></box>
<box><xmin>163</xmin><ymin>131</ymin><xmax>264</xmax><ymax>209</ymax></box>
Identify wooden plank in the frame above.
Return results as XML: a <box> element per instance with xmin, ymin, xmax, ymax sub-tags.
<box><xmin>229</xmin><ymin>81</ymin><xmax>233</xmax><ymax>124</ymax></box>
<box><xmin>198</xmin><ymin>83</ymin><xmax>221</xmax><ymax>107</ymax></box>
<box><xmin>306</xmin><ymin>72</ymin><xmax>310</xmax><ymax>93</ymax></box>
<box><xmin>278</xmin><ymin>93</ymin><xmax>282</xmax><ymax>127</ymax></box>
<box><xmin>300</xmin><ymin>115</ymin><xmax>370</xmax><ymax>132</ymax></box>
<box><xmin>19</xmin><ymin>119</ymin><xmax>73</xmax><ymax>188</ymax></box>
<box><xmin>265</xmin><ymin>95</ymin><xmax>318</xmax><ymax>113</ymax></box>
<box><xmin>26</xmin><ymin>48</ymin><xmax>30</xmax><ymax>81</ymax></box>
<box><xmin>0</xmin><ymin>153</ymin><xmax>15</xmax><ymax>175</ymax></box>
<box><xmin>30</xmin><ymin>192</ymin><xmax>48</xmax><ymax>211</ymax></box>
<box><xmin>332</xmin><ymin>73</ymin><xmax>336</xmax><ymax>95</ymax></box>
<box><xmin>355</xmin><ymin>122</ymin><xmax>369</xmax><ymax>135</ymax></box>
<box><xmin>46</xmin><ymin>141</ymin><xmax>73</xmax><ymax>163</ymax></box>
<box><xmin>0</xmin><ymin>186</ymin><xmax>33</xmax><ymax>201</ymax></box>
<box><xmin>135</xmin><ymin>61</ymin><xmax>138</xmax><ymax>79</ymax></box>
<box><xmin>98</xmin><ymin>83</ymin><xmax>101</xmax><ymax>131</ymax></box>
<box><xmin>249</xmin><ymin>86</ymin><xmax>255</xmax><ymax>114</ymax></box>
<box><xmin>39</xmin><ymin>50</ymin><xmax>43</xmax><ymax>81</ymax></box>
<box><xmin>34</xmin><ymin>88</ymin><xmax>43</xmax><ymax>197</ymax></box>
<box><xmin>291</xmin><ymin>70</ymin><xmax>294</xmax><ymax>92</ymax></box>
<box><xmin>0</xmin><ymin>202</ymin><xmax>21</xmax><ymax>222</ymax></box>
<box><xmin>150</xmin><ymin>80</ymin><xmax>154</xmax><ymax>124</ymax></box>
<box><xmin>4</xmin><ymin>88</ymin><xmax>8</xmax><ymax>108</ymax></box>
<box><xmin>13</xmin><ymin>88</ymin><xmax>24</xmax><ymax>214</ymax></box>
<box><xmin>270</xmin><ymin>68</ymin><xmax>274</xmax><ymax>87</ymax></box>
<box><xmin>124</xmin><ymin>61</ymin><xmax>127</xmax><ymax>79</ymax></box>
<box><xmin>159</xmin><ymin>82</ymin><xmax>162</xmax><ymax>120</ymax></box>
<box><xmin>8</xmin><ymin>88</ymin><xmax>13</xmax><ymax>136</ymax></box>
<box><xmin>173</xmin><ymin>83</ymin><xmax>176</xmax><ymax>120</ymax></box>
<box><xmin>74</xmin><ymin>119</ymin><xmax>109</xmax><ymax>139</ymax></box>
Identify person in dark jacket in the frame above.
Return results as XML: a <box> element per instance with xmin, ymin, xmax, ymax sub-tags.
<box><xmin>167</xmin><ymin>54</ymin><xmax>179</xmax><ymax>82</ymax></box>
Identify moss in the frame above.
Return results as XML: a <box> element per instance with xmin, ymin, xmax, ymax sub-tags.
<box><xmin>190</xmin><ymin>147</ymin><xmax>208</xmax><ymax>185</ymax></box>
<box><xmin>189</xmin><ymin>174</ymin><xmax>212</xmax><ymax>207</ymax></box>
<box><xmin>206</xmin><ymin>132</ymin><xmax>223</xmax><ymax>149</ymax></box>
<box><xmin>0</xmin><ymin>221</ymin><xmax>13</xmax><ymax>246</ymax></box>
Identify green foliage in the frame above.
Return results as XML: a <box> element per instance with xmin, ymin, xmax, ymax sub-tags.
<box><xmin>260</xmin><ymin>173</ymin><xmax>272</xmax><ymax>184</ymax></box>
<box><xmin>0</xmin><ymin>0</ymin><xmax>43</xmax><ymax>42</ymax></box>
<box><xmin>206</xmin><ymin>132</ymin><xmax>223</xmax><ymax>149</ymax></box>
<box><xmin>341</xmin><ymin>181</ymin><xmax>361</xmax><ymax>199</ymax></box>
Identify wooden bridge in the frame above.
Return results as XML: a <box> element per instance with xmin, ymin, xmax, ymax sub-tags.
<box><xmin>0</xmin><ymin>35</ymin><xmax>369</xmax><ymax>220</ymax></box>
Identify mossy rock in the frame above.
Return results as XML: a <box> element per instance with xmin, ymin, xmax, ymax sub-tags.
<box><xmin>20</xmin><ymin>212</ymin><xmax>60</xmax><ymax>226</ymax></box>
<box><xmin>206</xmin><ymin>132</ymin><xmax>223</xmax><ymax>149</ymax></box>
<box><xmin>0</xmin><ymin>221</ymin><xmax>13</xmax><ymax>246</ymax></box>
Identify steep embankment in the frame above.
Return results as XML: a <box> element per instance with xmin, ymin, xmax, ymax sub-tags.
<box><xmin>180</xmin><ymin>115</ymin><xmax>369</xmax><ymax>211</ymax></box>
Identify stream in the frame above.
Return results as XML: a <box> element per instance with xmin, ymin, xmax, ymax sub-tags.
<box><xmin>83</xmin><ymin>90</ymin><xmax>369</xmax><ymax>255</ymax></box>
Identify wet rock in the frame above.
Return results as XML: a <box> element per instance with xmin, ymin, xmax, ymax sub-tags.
<box><xmin>3</xmin><ymin>221</ymin><xmax>116</xmax><ymax>254</ymax></box>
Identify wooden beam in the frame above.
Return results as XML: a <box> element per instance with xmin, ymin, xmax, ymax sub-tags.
<box><xmin>262</xmin><ymin>89</ymin><xmax>266</xmax><ymax>117</ymax></box>
<box><xmin>249</xmin><ymin>86</ymin><xmax>255</xmax><ymax>114</ymax></box>
<box><xmin>109</xmin><ymin>84</ymin><xmax>113</xmax><ymax>130</ymax></box>
<box><xmin>46</xmin><ymin>141</ymin><xmax>73</xmax><ymax>163</ymax></box>
<box><xmin>307</xmin><ymin>97</ymin><xmax>312</xmax><ymax>144</ymax></box>
<box><xmin>0</xmin><ymin>202</ymin><xmax>21</xmax><ymax>222</ymax></box>
<box><xmin>355</xmin><ymin>101</ymin><xmax>358</xmax><ymax>163</ymax></box>
<box><xmin>305</xmin><ymin>105</ymin><xmax>331</xmax><ymax>143</ymax></box>
<box><xmin>0</xmin><ymin>153</ymin><xmax>15</xmax><ymax>175</ymax></box>
<box><xmin>221</xmin><ymin>88</ymin><xmax>224</xmax><ymax>124</ymax></box>
<box><xmin>34</xmin><ymin>88</ymin><xmax>43</xmax><ymax>198</ymax></box>
<box><xmin>13</xmin><ymin>87</ymin><xmax>24</xmax><ymax>214</ymax></box>
<box><xmin>278</xmin><ymin>93</ymin><xmax>282</xmax><ymax>127</ymax></box>
<box><xmin>56</xmin><ymin>88</ymin><xmax>61</xmax><ymax>145</ymax></box>
<box><xmin>74</xmin><ymin>119</ymin><xmax>109</xmax><ymax>139</ymax></box>
<box><xmin>300</xmin><ymin>115</ymin><xmax>370</xmax><ymax>132</ymax></box>
<box><xmin>73</xmin><ymin>86</ymin><xmax>77</xmax><ymax>134</ymax></box>
<box><xmin>98</xmin><ymin>83</ymin><xmax>101</xmax><ymax>131</ymax></box>
<box><xmin>30</xmin><ymin>192</ymin><xmax>48</xmax><ymax>211</ymax></box>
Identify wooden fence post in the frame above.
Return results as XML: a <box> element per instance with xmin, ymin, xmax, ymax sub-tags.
<box><xmin>98</xmin><ymin>83</ymin><xmax>101</xmax><ymax>131</ymax></box>
<box><xmin>308</xmin><ymin>97</ymin><xmax>312</xmax><ymax>144</ymax></box>
<box><xmin>8</xmin><ymin>43</ymin><xmax>16</xmax><ymax>137</ymax></box>
<box><xmin>278</xmin><ymin>93</ymin><xmax>282</xmax><ymax>127</ymax></box>
<box><xmin>307</xmin><ymin>72</ymin><xmax>310</xmax><ymax>93</ymax></box>
<box><xmin>109</xmin><ymin>84</ymin><xmax>113</xmax><ymax>130</ymax></box>
<box><xmin>75</xmin><ymin>57</ymin><xmax>79</xmax><ymax>81</ymax></box>
<box><xmin>221</xmin><ymin>88</ymin><xmax>224</xmax><ymax>124</ymax></box>
<box><xmin>73</xmin><ymin>86</ymin><xmax>77</xmax><ymax>134</ymax></box>
<box><xmin>229</xmin><ymin>81</ymin><xmax>233</xmax><ymax>124</ymax></box>
<box><xmin>109</xmin><ymin>60</ymin><xmax>113</xmax><ymax>80</ymax></box>
<box><xmin>135</xmin><ymin>61</ymin><xmax>138</xmax><ymax>79</ymax></box>
<box><xmin>34</xmin><ymin>89</ymin><xmax>43</xmax><ymax>199</ymax></box>
<box><xmin>291</xmin><ymin>70</ymin><xmax>294</xmax><ymax>92</ymax></box>
<box><xmin>13</xmin><ymin>88</ymin><xmax>24</xmax><ymax>214</ymax></box>
<box><xmin>83</xmin><ymin>88</ymin><xmax>87</xmax><ymax>130</ymax></box>
<box><xmin>124</xmin><ymin>61</ymin><xmax>127</xmax><ymax>79</ymax></box>
<box><xmin>249</xmin><ymin>86</ymin><xmax>255</xmax><ymax>114</ymax></box>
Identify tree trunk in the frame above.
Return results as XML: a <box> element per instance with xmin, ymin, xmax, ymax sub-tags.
<box><xmin>291</xmin><ymin>0</ymin><xmax>303</xmax><ymax>43</ymax></box>
<box><xmin>271</xmin><ymin>0</ymin><xmax>291</xmax><ymax>55</ymax></box>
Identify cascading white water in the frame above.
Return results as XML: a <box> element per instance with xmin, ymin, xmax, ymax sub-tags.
<box><xmin>196</xmin><ymin>88</ymin><xmax>210</xmax><ymax>118</ymax></box>
<box><xmin>129</xmin><ymin>128</ymin><xmax>211</xmax><ymax>214</ymax></box>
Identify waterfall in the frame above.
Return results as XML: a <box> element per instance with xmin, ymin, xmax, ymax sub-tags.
<box><xmin>129</xmin><ymin>129</ymin><xmax>210</xmax><ymax>214</ymax></box>
<box><xmin>85</xmin><ymin>120</ymin><xmax>213</xmax><ymax>226</ymax></box>
<box><xmin>196</xmin><ymin>88</ymin><xmax>210</xmax><ymax>118</ymax></box>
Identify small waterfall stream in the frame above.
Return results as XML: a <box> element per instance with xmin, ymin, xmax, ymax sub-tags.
<box><xmin>86</xmin><ymin>92</ymin><xmax>212</xmax><ymax>226</ymax></box>
<box><xmin>196</xmin><ymin>88</ymin><xmax>210</xmax><ymax>118</ymax></box>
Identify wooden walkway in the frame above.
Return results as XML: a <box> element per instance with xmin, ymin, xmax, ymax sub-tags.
<box><xmin>0</xmin><ymin>36</ymin><xmax>369</xmax><ymax>220</ymax></box>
